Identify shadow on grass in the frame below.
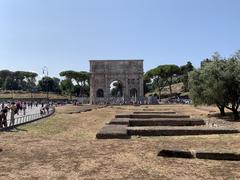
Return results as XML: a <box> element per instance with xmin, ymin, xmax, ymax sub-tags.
<box><xmin>1</xmin><ymin>127</ymin><xmax>28</xmax><ymax>133</ymax></box>
<box><xmin>208</xmin><ymin>112</ymin><xmax>240</xmax><ymax>122</ymax></box>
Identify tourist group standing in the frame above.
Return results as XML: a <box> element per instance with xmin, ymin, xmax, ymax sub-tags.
<box><xmin>0</xmin><ymin>102</ymin><xmax>18</xmax><ymax>128</ymax></box>
<box><xmin>0</xmin><ymin>101</ymin><xmax>50</xmax><ymax>129</ymax></box>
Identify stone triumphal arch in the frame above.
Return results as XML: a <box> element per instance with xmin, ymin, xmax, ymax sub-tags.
<box><xmin>90</xmin><ymin>60</ymin><xmax>144</xmax><ymax>104</ymax></box>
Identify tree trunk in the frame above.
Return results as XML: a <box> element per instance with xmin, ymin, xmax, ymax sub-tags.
<box><xmin>217</xmin><ymin>104</ymin><xmax>225</xmax><ymax>116</ymax></box>
<box><xmin>220</xmin><ymin>107</ymin><xmax>225</xmax><ymax>116</ymax></box>
<box><xmin>158</xmin><ymin>88</ymin><xmax>161</xmax><ymax>102</ymax></box>
<box><xmin>225</xmin><ymin>104</ymin><xmax>239</xmax><ymax>120</ymax></box>
<box><xmin>232</xmin><ymin>109</ymin><xmax>239</xmax><ymax>120</ymax></box>
<box><xmin>169</xmin><ymin>77</ymin><xmax>172</xmax><ymax>97</ymax></box>
<box><xmin>169</xmin><ymin>84</ymin><xmax>172</xmax><ymax>97</ymax></box>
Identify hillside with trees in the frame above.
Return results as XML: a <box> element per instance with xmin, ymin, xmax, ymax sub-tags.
<box><xmin>144</xmin><ymin>62</ymin><xmax>194</xmax><ymax>98</ymax></box>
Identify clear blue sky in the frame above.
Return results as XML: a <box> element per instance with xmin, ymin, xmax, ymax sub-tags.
<box><xmin>0</xmin><ymin>0</ymin><xmax>239</xmax><ymax>78</ymax></box>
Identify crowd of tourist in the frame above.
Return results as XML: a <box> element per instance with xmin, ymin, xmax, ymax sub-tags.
<box><xmin>0</xmin><ymin>101</ymin><xmax>52</xmax><ymax>129</ymax></box>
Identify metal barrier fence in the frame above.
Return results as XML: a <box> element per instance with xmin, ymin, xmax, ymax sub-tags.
<box><xmin>2</xmin><ymin>107</ymin><xmax>55</xmax><ymax>130</ymax></box>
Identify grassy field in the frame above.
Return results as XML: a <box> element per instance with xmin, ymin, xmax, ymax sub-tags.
<box><xmin>0</xmin><ymin>104</ymin><xmax>240</xmax><ymax>179</ymax></box>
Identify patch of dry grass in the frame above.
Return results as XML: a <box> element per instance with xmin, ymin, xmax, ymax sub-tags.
<box><xmin>0</xmin><ymin>105</ymin><xmax>240</xmax><ymax>179</ymax></box>
<box><xmin>0</xmin><ymin>91</ymin><xmax>72</xmax><ymax>100</ymax></box>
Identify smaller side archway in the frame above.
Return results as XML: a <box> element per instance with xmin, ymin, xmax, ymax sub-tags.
<box><xmin>130</xmin><ymin>88</ymin><xmax>138</xmax><ymax>97</ymax></box>
<box><xmin>96</xmin><ymin>89</ymin><xmax>104</xmax><ymax>97</ymax></box>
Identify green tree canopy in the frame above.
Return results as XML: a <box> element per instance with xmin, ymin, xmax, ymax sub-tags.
<box><xmin>179</xmin><ymin>61</ymin><xmax>194</xmax><ymax>91</ymax></box>
<box><xmin>59</xmin><ymin>70</ymin><xmax>90</xmax><ymax>97</ymax></box>
<box><xmin>189</xmin><ymin>51</ymin><xmax>240</xmax><ymax>120</ymax></box>
<box><xmin>144</xmin><ymin>64</ymin><xmax>181</xmax><ymax>97</ymax></box>
<box><xmin>0</xmin><ymin>70</ymin><xmax>38</xmax><ymax>91</ymax></box>
<box><xmin>60</xmin><ymin>79</ymin><xmax>74</xmax><ymax>99</ymax></box>
<box><xmin>38</xmin><ymin>76</ymin><xmax>60</xmax><ymax>93</ymax></box>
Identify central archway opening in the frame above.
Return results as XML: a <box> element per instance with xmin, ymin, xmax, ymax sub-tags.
<box><xmin>110</xmin><ymin>80</ymin><xmax>123</xmax><ymax>97</ymax></box>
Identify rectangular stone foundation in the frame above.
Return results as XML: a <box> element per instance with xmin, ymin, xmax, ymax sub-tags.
<box><xmin>109</xmin><ymin>118</ymin><xmax>205</xmax><ymax>126</ymax></box>
<box><xmin>133</xmin><ymin>111</ymin><xmax>176</xmax><ymax>114</ymax></box>
<box><xmin>129</xmin><ymin>118</ymin><xmax>205</xmax><ymax>126</ymax></box>
<box><xmin>96</xmin><ymin>112</ymin><xmax>240</xmax><ymax>139</ymax></box>
<box><xmin>115</xmin><ymin>114</ymin><xmax>190</xmax><ymax>119</ymax></box>
<box><xmin>158</xmin><ymin>149</ymin><xmax>194</xmax><ymax>159</ymax></box>
<box><xmin>158</xmin><ymin>149</ymin><xmax>240</xmax><ymax>161</ymax></box>
<box><xmin>196</xmin><ymin>152</ymin><xmax>240</xmax><ymax>161</ymax></box>
<box><xmin>109</xmin><ymin>118</ymin><xmax>130</xmax><ymax>125</ymax></box>
<box><xmin>127</xmin><ymin>126</ymin><xmax>239</xmax><ymax>136</ymax></box>
<box><xmin>96</xmin><ymin>125</ymin><xmax>130</xmax><ymax>139</ymax></box>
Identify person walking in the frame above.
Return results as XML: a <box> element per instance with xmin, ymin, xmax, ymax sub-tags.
<box><xmin>22</xmin><ymin>102</ymin><xmax>27</xmax><ymax>116</ymax></box>
<box><xmin>1</xmin><ymin>103</ymin><xmax>4</xmax><ymax>110</ymax></box>
<box><xmin>40</xmin><ymin>107</ymin><xmax>45</xmax><ymax>116</ymax></box>
<box><xmin>16</xmin><ymin>101</ymin><xmax>20</xmax><ymax>115</ymax></box>
<box><xmin>9</xmin><ymin>103</ymin><xmax>17</xmax><ymax>126</ymax></box>
<box><xmin>0</xmin><ymin>112</ymin><xmax>3</xmax><ymax>128</ymax></box>
<box><xmin>45</xmin><ymin>104</ymin><xmax>50</xmax><ymax>114</ymax></box>
<box><xmin>0</xmin><ymin>106</ymin><xmax>8</xmax><ymax>128</ymax></box>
